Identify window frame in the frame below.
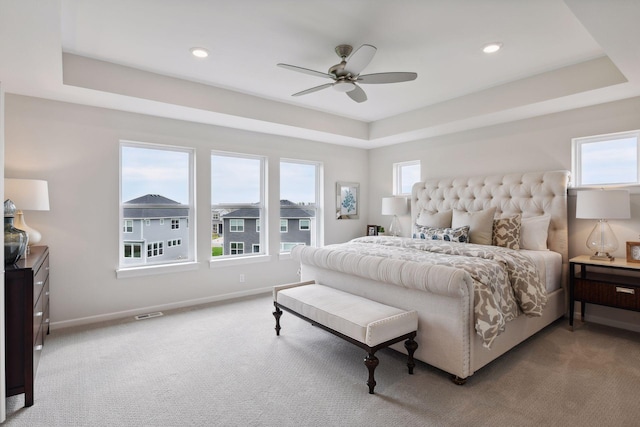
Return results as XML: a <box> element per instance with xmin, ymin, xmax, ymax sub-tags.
<box><xmin>211</xmin><ymin>151</ymin><xmax>267</xmax><ymax>261</ymax></box>
<box><xmin>230</xmin><ymin>241</ymin><xmax>244</xmax><ymax>255</ymax></box>
<box><xmin>279</xmin><ymin>158</ymin><xmax>323</xmax><ymax>256</ymax></box>
<box><xmin>393</xmin><ymin>160</ymin><xmax>421</xmax><ymax>196</ymax></box>
<box><xmin>572</xmin><ymin>130</ymin><xmax>640</xmax><ymax>187</ymax></box>
<box><xmin>117</xmin><ymin>140</ymin><xmax>196</xmax><ymax>277</ymax></box>
<box><xmin>280</xmin><ymin>219</ymin><xmax>288</xmax><ymax>233</ymax></box>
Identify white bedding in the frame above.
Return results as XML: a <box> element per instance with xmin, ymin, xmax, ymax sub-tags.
<box><xmin>293</xmin><ymin>236</ymin><xmax>550</xmax><ymax>348</ymax></box>
<box><xmin>520</xmin><ymin>249</ymin><xmax>562</xmax><ymax>293</ymax></box>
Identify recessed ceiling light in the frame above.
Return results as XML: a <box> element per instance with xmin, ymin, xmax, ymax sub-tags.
<box><xmin>482</xmin><ymin>42</ymin><xmax>502</xmax><ymax>54</ymax></box>
<box><xmin>190</xmin><ymin>47</ymin><xmax>209</xmax><ymax>58</ymax></box>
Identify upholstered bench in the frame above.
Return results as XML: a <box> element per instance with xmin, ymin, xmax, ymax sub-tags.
<box><xmin>273</xmin><ymin>281</ymin><xmax>419</xmax><ymax>394</ymax></box>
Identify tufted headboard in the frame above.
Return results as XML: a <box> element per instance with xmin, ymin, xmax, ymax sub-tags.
<box><xmin>411</xmin><ymin>170</ymin><xmax>570</xmax><ymax>264</ymax></box>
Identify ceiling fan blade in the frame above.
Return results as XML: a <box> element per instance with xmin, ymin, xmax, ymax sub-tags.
<box><xmin>357</xmin><ymin>72</ymin><xmax>418</xmax><ymax>84</ymax></box>
<box><xmin>292</xmin><ymin>83</ymin><xmax>334</xmax><ymax>97</ymax></box>
<box><xmin>344</xmin><ymin>44</ymin><xmax>377</xmax><ymax>76</ymax></box>
<box><xmin>277</xmin><ymin>63</ymin><xmax>334</xmax><ymax>80</ymax></box>
<box><xmin>346</xmin><ymin>84</ymin><xmax>367</xmax><ymax>103</ymax></box>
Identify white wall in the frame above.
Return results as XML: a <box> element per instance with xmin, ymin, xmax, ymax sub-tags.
<box><xmin>368</xmin><ymin>96</ymin><xmax>640</xmax><ymax>331</ymax></box>
<box><xmin>4</xmin><ymin>95</ymin><xmax>369</xmax><ymax>328</ymax></box>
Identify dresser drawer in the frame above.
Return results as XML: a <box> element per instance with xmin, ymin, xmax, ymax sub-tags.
<box><xmin>33</xmin><ymin>254</ymin><xmax>49</xmax><ymax>307</ymax></box>
<box><xmin>33</xmin><ymin>326</ymin><xmax>44</xmax><ymax>377</ymax></box>
<box><xmin>574</xmin><ymin>278</ymin><xmax>640</xmax><ymax>310</ymax></box>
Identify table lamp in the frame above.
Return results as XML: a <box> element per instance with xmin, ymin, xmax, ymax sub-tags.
<box><xmin>381</xmin><ymin>197</ymin><xmax>408</xmax><ymax>237</ymax></box>
<box><xmin>4</xmin><ymin>178</ymin><xmax>50</xmax><ymax>247</ymax></box>
<box><xmin>576</xmin><ymin>188</ymin><xmax>630</xmax><ymax>261</ymax></box>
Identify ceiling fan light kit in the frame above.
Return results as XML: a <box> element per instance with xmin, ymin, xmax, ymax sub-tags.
<box><xmin>278</xmin><ymin>44</ymin><xmax>417</xmax><ymax>103</ymax></box>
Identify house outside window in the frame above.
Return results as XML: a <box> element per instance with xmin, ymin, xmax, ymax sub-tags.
<box><xmin>212</xmin><ymin>152</ymin><xmax>266</xmax><ymax>257</ymax></box>
<box><xmin>119</xmin><ymin>141</ymin><xmax>194</xmax><ymax>269</ymax></box>
<box><xmin>572</xmin><ymin>130</ymin><xmax>640</xmax><ymax>186</ymax></box>
<box><xmin>279</xmin><ymin>159</ymin><xmax>322</xmax><ymax>254</ymax></box>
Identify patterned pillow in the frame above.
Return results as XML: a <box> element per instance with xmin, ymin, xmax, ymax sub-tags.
<box><xmin>492</xmin><ymin>214</ymin><xmax>521</xmax><ymax>250</ymax></box>
<box><xmin>413</xmin><ymin>225</ymin><xmax>470</xmax><ymax>243</ymax></box>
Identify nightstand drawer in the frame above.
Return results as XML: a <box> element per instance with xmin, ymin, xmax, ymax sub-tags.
<box><xmin>574</xmin><ymin>278</ymin><xmax>640</xmax><ymax>311</ymax></box>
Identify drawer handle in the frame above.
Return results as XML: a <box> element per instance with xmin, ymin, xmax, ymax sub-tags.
<box><xmin>34</xmin><ymin>345</ymin><xmax>43</xmax><ymax>351</ymax></box>
<box><xmin>34</xmin><ymin>311</ymin><xmax>43</xmax><ymax>318</ymax></box>
<box><xmin>36</xmin><ymin>281</ymin><xmax>44</xmax><ymax>286</ymax></box>
<box><xmin>616</xmin><ymin>287</ymin><xmax>635</xmax><ymax>295</ymax></box>
<box><xmin>45</xmin><ymin>318</ymin><xmax>50</xmax><ymax>324</ymax></box>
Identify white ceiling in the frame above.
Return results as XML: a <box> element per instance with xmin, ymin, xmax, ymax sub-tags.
<box><xmin>1</xmin><ymin>0</ymin><xmax>639</xmax><ymax>148</ymax></box>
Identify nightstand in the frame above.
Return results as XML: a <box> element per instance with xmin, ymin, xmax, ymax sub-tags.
<box><xmin>569</xmin><ymin>255</ymin><xmax>640</xmax><ymax>330</ymax></box>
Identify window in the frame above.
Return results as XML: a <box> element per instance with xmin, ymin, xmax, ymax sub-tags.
<box><xmin>280</xmin><ymin>242</ymin><xmax>305</xmax><ymax>252</ymax></box>
<box><xmin>212</xmin><ymin>152</ymin><xmax>266</xmax><ymax>257</ymax></box>
<box><xmin>280</xmin><ymin>159</ymin><xmax>322</xmax><ymax>254</ymax></box>
<box><xmin>230</xmin><ymin>219</ymin><xmax>245</xmax><ymax>232</ymax></box>
<box><xmin>167</xmin><ymin>239</ymin><xmax>181</xmax><ymax>247</ymax></box>
<box><xmin>120</xmin><ymin>141</ymin><xmax>194</xmax><ymax>269</ymax></box>
<box><xmin>252</xmin><ymin>244</ymin><xmax>260</xmax><ymax>253</ymax></box>
<box><xmin>124</xmin><ymin>243</ymin><xmax>142</xmax><ymax>258</ymax></box>
<box><xmin>572</xmin><ymin>130</ymin><xmax>640</xmax><ymax>186</ymax></box>
<box><xmin>393</xmin><ymin>160</ymin><xmax>421</xmax><ymax>195</ymax></box>
<box><xmin>147</xmin><ymin>241</ymin><xmax>164</xmax><ymax>258</ymax></box>
<box><xmin>230</xmin><ymin>242</ymin><xmax>244</xmax><ymax>255</ymax></box>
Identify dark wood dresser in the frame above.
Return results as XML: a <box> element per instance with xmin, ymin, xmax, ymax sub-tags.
<box><xmin>5</xmin><ymin>245</ymin><xmax>49</xmax><ymax>407</ymax></box>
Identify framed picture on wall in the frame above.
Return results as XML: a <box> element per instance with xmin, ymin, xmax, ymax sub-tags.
<box><xmin>626</xmin><ymin>241</ymin><xmax>640</xmax><ymax>263</ymax></box>
<box><xmin>336</xmin><ymin>182</ymin><xmax>359</xmax><ymax>219</ymax></box>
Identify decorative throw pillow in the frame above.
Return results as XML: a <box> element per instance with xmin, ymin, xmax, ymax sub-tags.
<box><xmin>492</xmin><ymin>214</ymin><xmax>522</xmax><ymax>250</ymax></box>
<box><xmin>416</xmin><ymin>210</ymin><xmax>452</xmax><ymax>228</ymax></box>
<box><xmin>413</xmin><ymin>225</ymin><xmax>470</xmax><ymax>243</ymax></box>
<box><xmin>520</xmin><ymin>215</ymin><xmax>551</xmax><ymax>251</ymax></box>
<box><xmin>451</xmin><ymin>207</ymin><xmax>497</xmax><ymax>245</ymax></box>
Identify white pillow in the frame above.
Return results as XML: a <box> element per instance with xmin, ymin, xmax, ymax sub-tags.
<box><xmin>416</xmin><ymin>210</ymin><xmax>452</xmax><ymax>228</ymax></box>
<box><xmin>520</xmin><ymin>215</ymin><xmax>551</xmax><ymax>251</ymax></box>
<box><xmin>452</xmin><ymin>207</ymin><xmax>497</xmax><ymax>245</ymax></box>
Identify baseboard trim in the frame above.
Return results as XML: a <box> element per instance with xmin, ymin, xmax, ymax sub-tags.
<box><xmin>50</xmin><ymin>287</ymin><xmax>273</xmax><ymax>330</ymax></box>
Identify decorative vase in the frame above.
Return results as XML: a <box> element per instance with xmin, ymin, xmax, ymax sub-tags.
<box><xmin>4</xmin><ymin>199</ymin><xmax>28</xmax><ymax>265</ymax></box>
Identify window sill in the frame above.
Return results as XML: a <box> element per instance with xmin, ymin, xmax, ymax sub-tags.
<box><xmin>116</xmin><ymin>261</ymin><xmax>200</xmax><ymax>279</ymax></box>
<box><xmin>209</xmin><ymin>254</ymin><xmax>272</xmax><ymax>268</ymax></box>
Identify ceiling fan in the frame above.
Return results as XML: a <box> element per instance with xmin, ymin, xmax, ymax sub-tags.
<box><xmin>277</xmin><ymin>44</ymin><xmax>417</xmax><ymax>103</ymax></box>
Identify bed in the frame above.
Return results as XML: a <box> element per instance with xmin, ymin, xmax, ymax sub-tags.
<box><xmin>291</xmin><ymin>170</ymin><xmax>570</xmax><ymax>383</ymax></box>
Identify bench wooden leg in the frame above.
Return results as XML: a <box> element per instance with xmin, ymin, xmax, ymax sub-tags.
<box><xmin>364</xmin><ymin>353</ymin><xmax>379</xmax><ymax>394</ymax></box>
<box><xmin>404</xmin><ymin>336</ymin><xmax>418</xmax><ymax>374</ymax></box>
<box><xmin>273</xmin><ymin>304</ymin><xmax>282</xmax><ymax>336</ymax></box>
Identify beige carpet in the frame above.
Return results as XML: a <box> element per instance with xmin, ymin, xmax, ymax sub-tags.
<box><xmin>5</xmin><ymin>294</ymin><xmax>640</xmax><ymax>426</ymax></box>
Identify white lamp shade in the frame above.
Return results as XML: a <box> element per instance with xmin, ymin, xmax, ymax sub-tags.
<box><xmin>4</xmin><ymin>178</ymin><xmax>50</xmax><ymax>211</ymax></box>
<box><xmin>381</xmin><ymin>197</ymin><xmax>408</xmax><ymax>216</ymax></box>
<box><xmin>575</xmin><ymin>189</ymin><xmax>630</xmax><ymax>219</ymax></box>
